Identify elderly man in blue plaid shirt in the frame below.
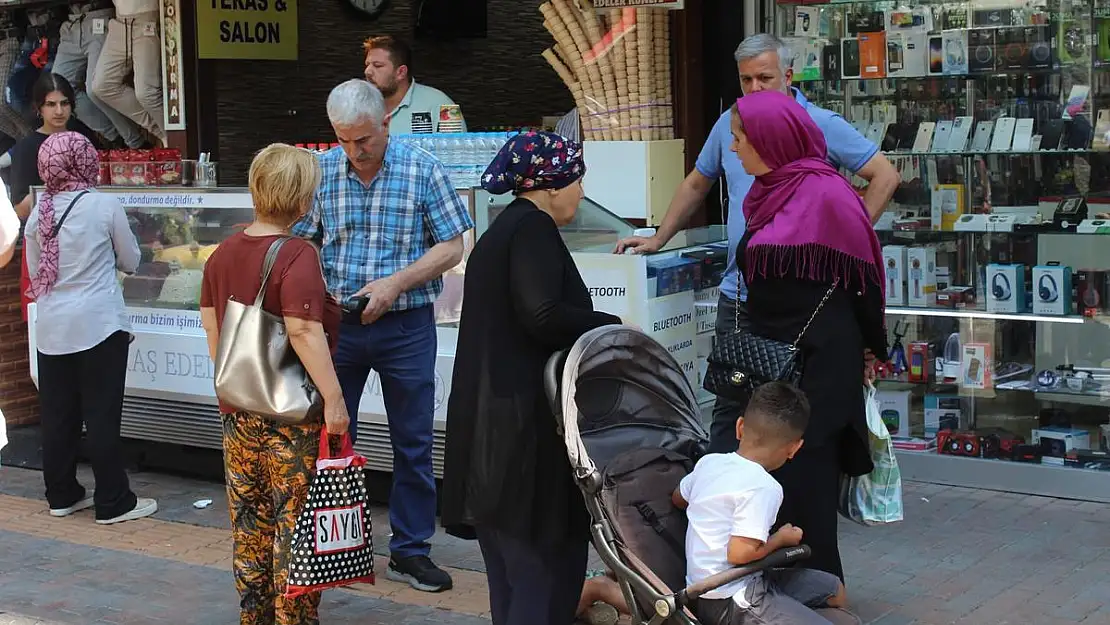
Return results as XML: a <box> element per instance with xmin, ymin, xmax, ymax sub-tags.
<box><xmin>293</xmin><ymin>79</ymin><xmax>473</xmax><ymax>593</ymax></box>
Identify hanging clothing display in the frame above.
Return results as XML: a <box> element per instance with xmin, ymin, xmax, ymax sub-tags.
<box><xmin>90</xmin><ymin>1</ymin><xmax>164</xmax><ymax>142</ymax></box>
<box><xmin>0</xmin><ymin>24</ymin><xmax>32</xmax><ymax>142</ymax></box>
<box><xmin>7</xmin><ymin>9</ymin><xmax>60</xmax><ymax>119</ymax></box>
<box><xmin>53</xmin><ymin>2</ymin><xmax>145</xmax><ymax>148</ymax></box>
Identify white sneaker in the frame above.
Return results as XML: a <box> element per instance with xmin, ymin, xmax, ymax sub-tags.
<box><xmin>49</xmin><ymin>494</ymin><xmax>95</xmax><ymax>517</ymax></box>
<box><xmin>96</xmin><ymin>498</ymin><xmax>158</xmax><ymax>525</ymax></box>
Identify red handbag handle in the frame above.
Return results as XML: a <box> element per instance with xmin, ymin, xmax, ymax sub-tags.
<box><xmin>318</xmin><ymin>430</ymin><xmax>355</xmax><ymax>460</ymax></box>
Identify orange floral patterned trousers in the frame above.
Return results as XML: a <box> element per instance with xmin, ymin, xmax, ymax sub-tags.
<box><xmin>222</xmin><ymin>412</ymin><xmax>322</xmax><ymax>625</ymax></box>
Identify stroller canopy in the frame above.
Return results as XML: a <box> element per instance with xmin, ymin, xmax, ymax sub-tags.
<box><xmin>553</xmin><ymin>326</ymin><xmax>709</xmax><ymax>477</ymax></box>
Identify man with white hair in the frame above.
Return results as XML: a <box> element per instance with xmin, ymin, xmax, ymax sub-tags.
<box><xmin>293</xmin><ymin>79</ymin><xmax>473</xmax><ymax>593</ymax></box>
<box><xmin>616</xmin><ymin>33</ymin><xmax>900</xmax><ymax>454</ymax></box>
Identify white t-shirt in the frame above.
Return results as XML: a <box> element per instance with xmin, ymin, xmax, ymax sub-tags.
<box><xmin>679</xmin><ymin>452</ymin><xmax>783</xmax><ymax>607</ymax></box>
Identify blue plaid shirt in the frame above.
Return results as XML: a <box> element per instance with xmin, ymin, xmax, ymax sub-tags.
<box><xmin>292</xmin><ymin>140</ymin><xmax>474</xmax><ymax>310</ymax></box>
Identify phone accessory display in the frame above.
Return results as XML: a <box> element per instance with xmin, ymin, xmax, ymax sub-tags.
<box><xmin>947</xmin><ymin>116</ymin><xmax>974</xmax><ymax>151</ymax></box>
<box><xmin>969</xmin><ymin>28</ymin><xmax>997</xmax><ymax>72</ymax></box>
<box><xmin>907</xmin><ymin>247</ymin><xmax>937</xmax><ymax>306</ymax></box>
<box><xmin>908</xmin><ymin>341</ymin><xmax>929</xmax><ymax>382</ymax></box>
<box><xmin>1032</xmin><ymin>264</ymin><xmax>1073</xmax><ymax>315</ymax></box>
<box><xmin>961</xmin><ymin>342</ymin><xmax>992</xmax><ymax>390</ymax></box>
<box><xmin>992</xmin><ymin>272</ymin><xmax>1012</xmax><ymax>301</ymax></box>
<box><xmin>882</xmin><ymin>245</ymin><xmax>907</xmax><ymax>305</ymax></box>
<box><xmin>1039</xmin><ymin>274</ymin><xmax>1058</xmax><ymax>302</ymax></box>
<box><xmin>860</xmin><ymin>31</ymin><xmax>887</xmax><ymax>78</ymax></box>
<box><xmin>1010</xmin><ymin>118</ymin><xmax>1035</xmax><ymax>151</ymax></box>
<box><xmin>935</xmin><ymin>332</ymin><xmax>961</xmax><ymax>381</ymax></box>
<box><xmin>931</xmin><ymin>120</ymin><xmax>954</xmax><ymax>151</ymax></box>
<box><xmin>928</xmin><ymin>35</ymin><xmax>944</xmax><ymax>75</ymax></box>
<box><xmin>990</xmin><ymin>117</ymin><xmax>1018</xmax><ymax>151</ymax></box>
<box><xmin>1077</xmin><ymin>270</ymin><xmax>1106</xmax><ymax>317</ymax></box>
<box><xmin>941</xmin><ymin>30</ymin><xmax>968</xmax><ymax>74</ymax></box>
<box><xmin>969</xmin><ymin>120</ymin><xmax>994</xmax><ymax>151</ymax></box>
<box><xmin>986</xmin><ymin>263</ymin><xmax>1027</xmax><ymax>313</ymax></box>
<box><xmin>887</xmin><ymin>319</ymin><xmax>908</xmax><ymax>376</ymax></box>
<box><xmin>841</xmin><ymin>37</ymin><xmax>862</xmax><ymax>78</ymax></box>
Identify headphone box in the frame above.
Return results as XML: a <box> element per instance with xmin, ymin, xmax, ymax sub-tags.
<box><xmin>985</xmin><ymin>263</ymin><xmax>1027</xmax><ymax>313</ymax></box>
<box><xmin>882</xmin><ymin>245</ymin><xmax>907</xmax><ymax>306</ymax></box>
<box><xmin>1032</xmin><ymin>265</ymin><xmax>1072</xmax><ymax>315</ymax></box>
<box><xmin>906</xmin><ymin>247</ymin><xmax>937</xmax><ymax>306</ymax></box>
<box><xmin>1032</xmin><ymin>427</ymin><xmax>1091</xmax><ymax>465</ymax></box>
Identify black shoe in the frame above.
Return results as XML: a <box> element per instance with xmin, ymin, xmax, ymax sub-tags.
<box><xmin>385</xmin><ymin>555</ymin><xmax>453</xmax><ymax>592</ymax></box>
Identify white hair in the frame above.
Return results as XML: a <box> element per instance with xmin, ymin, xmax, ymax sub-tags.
<box><xmin>733</xmin><ymin>34</ymin><xmax>794</xmax><ymax>74</ymax></box>
<box><xmin>326</xmin><ymin>79</ymin><xmax>386</xmax><ymax>127</ymax></box>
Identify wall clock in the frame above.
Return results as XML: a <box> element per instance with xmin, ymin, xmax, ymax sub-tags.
<box><xmin>345</xmin><ymin>0</ymin><xmax>390</xmax><ymax>20</ymax></box>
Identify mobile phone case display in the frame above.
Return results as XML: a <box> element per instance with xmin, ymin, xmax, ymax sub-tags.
<box><xmin>870</xmin><ymin>222</ymin><xmax>1110</xmax><ymax>501</ymax></box>
<box><xmin>90</xmin><ymin>0</ymin><xmax>165</xmax><ymax>142</ymax></box>
<box><xmin>539</xmin><ymin>2</ymin><xmax>674</xmax><ymax>141</ymax></box>
<box><xmin>778</xmin><ymin>0</ymin><xmax>1110</xmax><ymax>225</ymax></box>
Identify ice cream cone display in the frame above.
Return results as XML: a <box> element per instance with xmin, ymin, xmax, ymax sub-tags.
<box><xmin>636</xmin><ymin>8</ymin><xmax>655</xmax><ymax>140</ymax></box>
<box><xmin>540</xmin><ymin>2</ymin><xmax>673</xmax><ymax>141</ymax></box>
<box><xmin>654</xmin><ymin>10</ymin><xmax>673</xmax><ymax>139</ymax></box>
<box><xmin>607</xmin><ymin>9</ymin><xmax>633</xmax><ymax>139</ymax></box>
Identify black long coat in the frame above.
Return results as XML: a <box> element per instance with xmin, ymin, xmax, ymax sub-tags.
<box><xmin>441</xmin><ymin>198</ymin><xmax>621</xmax><ymax>545</ymax></box>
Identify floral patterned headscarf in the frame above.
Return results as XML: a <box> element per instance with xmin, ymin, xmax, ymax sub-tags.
<box><xmin>26</xmin><ymin>132</ymin><xmax>100</xmax><ymax>299</ymax></box>
<box><xmin>480</xmin><ymin>131</ymin><xmax>585</xmax><ymax>194</ymax></box>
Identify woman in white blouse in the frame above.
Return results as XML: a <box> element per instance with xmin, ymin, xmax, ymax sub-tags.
<box><xmin>0</xmin><ymin>181</ymin><xmax>16</xmax><ymax>268</ymax></box>
<box><xmin>25</xmin><ymin>131</ymin><xmax>157</xmax><ymax>525</ymax></box>
<box><xmin>0</xmin><ymin>181</ymin><xmax>15</xmax><ymax>459</ymax></box>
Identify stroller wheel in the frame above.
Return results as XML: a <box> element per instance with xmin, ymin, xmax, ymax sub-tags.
<box><xmin>583</xmin><ymin>602</ymin><xmax>619</xmax><ymax>625</ymax></box>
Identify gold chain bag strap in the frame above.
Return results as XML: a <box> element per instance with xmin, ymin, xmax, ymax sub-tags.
<box><xmin>213</xmin><ymin>236</ymin><xmax>323</xmax><ymax>424</ymax></box>
<box><xmin>703</xmin><ymin>280</ymin><xmax>838</xmax><ymax>401</ymax></box>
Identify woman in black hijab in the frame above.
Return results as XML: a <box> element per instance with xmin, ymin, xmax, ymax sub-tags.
<box><xmin>442</xmin><ymin>131</ymin><xmax>622</xmax><ymax>625</ymax></box>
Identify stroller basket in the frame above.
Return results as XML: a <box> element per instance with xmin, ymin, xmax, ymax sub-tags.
<box><xmin>545</xmin><ymin>325</ymin><xmax>814</xmax><ymax>625</ymax></box>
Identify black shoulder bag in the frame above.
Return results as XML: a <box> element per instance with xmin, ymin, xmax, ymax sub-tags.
<box><xmin>703</xmin><ymin>279</ymin><xmax>838</xmax><ymax>401</ymax></box>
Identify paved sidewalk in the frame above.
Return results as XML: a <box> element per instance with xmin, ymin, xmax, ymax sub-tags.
<box><xmin>1</xmin><ymin>464</ymin><xmax>1109</xmax><ymax>624</ymax></box>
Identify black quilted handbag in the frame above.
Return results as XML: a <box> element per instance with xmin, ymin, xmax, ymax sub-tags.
<box><xmin>704</xmin><ymin>280</ymin><xmax>838</xmax><ymax>401</ymax></box>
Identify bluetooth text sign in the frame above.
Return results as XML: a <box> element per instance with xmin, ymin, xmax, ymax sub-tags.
<box><xmin>314</xmin><ymin>505</ymin><xmax>367</xmax><ymax>555</ymax></box>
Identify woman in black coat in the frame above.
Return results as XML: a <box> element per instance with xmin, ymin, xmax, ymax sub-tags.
<box><xmin>442</xmin><ymin>131</ymin><xmax>622</xmax><ymax>625</ymax></box>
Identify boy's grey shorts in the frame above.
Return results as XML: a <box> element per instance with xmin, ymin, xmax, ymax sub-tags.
<box><xmin>695</xmin><ymin>568</ymin><xmax>843</xmax><ymax>625</ymax></box>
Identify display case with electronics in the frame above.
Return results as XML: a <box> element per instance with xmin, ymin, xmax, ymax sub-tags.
<box><xmin>777</xmin><ymin>0</ymin><xmax>1110</xmax><ymax>501</ymax></box>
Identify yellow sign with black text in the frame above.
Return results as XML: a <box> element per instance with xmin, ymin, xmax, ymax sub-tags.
<box><xmin>197</xmin><ymin>0</ymin><xmax>298</xmax><ymax>60</ymax></box>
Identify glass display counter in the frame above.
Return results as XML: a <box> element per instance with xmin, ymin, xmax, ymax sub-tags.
<box><xmin>25</xmin><ymin>186</ymin><xmax>725</xmax><ymax>479</ymax></box>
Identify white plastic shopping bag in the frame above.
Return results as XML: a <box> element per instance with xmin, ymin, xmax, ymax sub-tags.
<box><xmin>838</xmin><ymin>384</ymin><xmax>904</xmax><ymax>526</ymax></box>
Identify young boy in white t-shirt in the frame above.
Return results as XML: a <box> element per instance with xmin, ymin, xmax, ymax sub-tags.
<box><xmin>672</xmin><ymin>382</ymin><xmax>847</xmax><ymax>625</ymax></box>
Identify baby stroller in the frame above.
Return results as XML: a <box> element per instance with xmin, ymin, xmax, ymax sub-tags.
<box><xmin>545</xmin><ymin>326</ymin><xmax>851</xmax><ymax>625</ymax></box>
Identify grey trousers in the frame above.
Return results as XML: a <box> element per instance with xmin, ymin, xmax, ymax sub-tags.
<box><xmin>0</xmin><ymin>34</ymin><xmax>32</xmax><ymax>141</ymax></box>
<box><xmin>53</xmin><ymin>9</ymin><xmax>146</xmax><ymax>147</ymax></box>
<box><xmin>708</xmin><ymin>294</ymin><xmax>752</xmax><ymax>454</ymax></box>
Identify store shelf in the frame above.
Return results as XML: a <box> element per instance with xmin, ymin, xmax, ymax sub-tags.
<box><xmin>896</xmin><ymin>450</ymin><xmax>1110</xmax><ymax>503</ymax></box>
<box><xmin>882</xmin><ymin>149</ymin><xmax>1105</xmax><ymax>158</ymax></box>
<box><xmin>0</xmin><ymin>0</ymin><xmax>69</xmax><ymax>9</ymax></box>
<box><xmin>885</xmin><ymin>307</ymin><xmax>1091</xmax><ymax>324</ymax></box>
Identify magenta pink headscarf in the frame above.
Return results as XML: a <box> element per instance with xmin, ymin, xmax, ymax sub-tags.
<box><xmin>26</xmin><ymin>132</ymin><xmax>100</xmax><ymax>299</ymax></box>
<box><xmin>736</xmin><ymin>90</ymin><xmax>884</xmax><ymax>300</ymax></box>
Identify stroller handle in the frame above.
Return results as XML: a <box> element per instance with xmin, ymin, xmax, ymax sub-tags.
<box><xmin>544</xmin><ymin>350</ymin><xmax>569</xmax><ymax>417</ymax></box>
<box><xmin>677</xmin><ymin>545</ymin><xmax>811</xmax><ymax>606</ymax></box>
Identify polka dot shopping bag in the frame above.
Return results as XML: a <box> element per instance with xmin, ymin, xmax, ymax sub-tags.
<box><xmin>285</xmin><ymin>432</ymin><xmax>376</xmax><ymax>598</ymax></box>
